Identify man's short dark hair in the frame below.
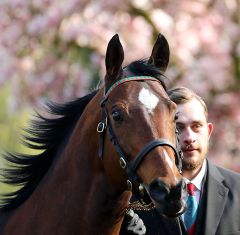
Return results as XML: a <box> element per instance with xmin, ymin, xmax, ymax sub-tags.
<box><xmin>168</xmin><ymin>87</ymin><xmax>208</xmax><ymax>119</ymax></box>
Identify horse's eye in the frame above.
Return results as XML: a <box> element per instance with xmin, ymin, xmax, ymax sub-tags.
<box><xmin>112</xmin><ymin>110</ymin><xmax>122</xmax><ymax>122</ymax></box>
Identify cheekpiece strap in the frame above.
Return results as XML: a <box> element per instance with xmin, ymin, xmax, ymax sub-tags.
<box><xmin>104</xmin><ymin>76</ymin><xmax>159</xmax><ymax>100</ymax></box>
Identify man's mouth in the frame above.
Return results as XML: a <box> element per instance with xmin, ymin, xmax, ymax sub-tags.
<box><xmin>182</xmin><ymin>145</ymin><xmax>197</xmax><ymax>152</ymax></box>
<box><xmin>184</xmin><ymin>148</ymin><xmax>195</xmax><ymax>151</ymax></box>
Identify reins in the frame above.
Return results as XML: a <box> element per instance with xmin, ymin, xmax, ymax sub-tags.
<box><xmin>97</xmin><ymin>76</ymin><xmax>183</xmax><ymax>209</ymax></box>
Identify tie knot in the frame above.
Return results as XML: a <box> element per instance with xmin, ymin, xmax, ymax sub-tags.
<box><xmin>187</xmin><ymin>183</ymin><xmax>195</xmax><ymax>195</ymax></box>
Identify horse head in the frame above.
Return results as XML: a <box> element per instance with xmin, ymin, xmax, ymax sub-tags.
<box><xmin>0</xmin><ymin>34</ymin><xmax>188</xmax><ymax>235</ymax></box>
<box><xmin>98</xmin><ymin>34</ymin><xmax>187</xmax><ymax>218</ymax></box>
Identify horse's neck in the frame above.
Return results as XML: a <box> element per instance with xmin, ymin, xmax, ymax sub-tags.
<box><xmin>2</xmin><ymin>98</ymin><xmax>131</xmax><ymax>235</ymax></box>
<box><xmin>63</xmin><ymin>98</ymin><xmax>130</xmax><ymax>235</ymax></box>
<box><xmin>79</xmin><ymin>179</ymin><xmax>131</xmax><ymax>234</ymax></box>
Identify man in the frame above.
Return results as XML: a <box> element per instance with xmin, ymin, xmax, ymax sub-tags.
<box><xmin>121</xmin><ymin>87</ymin><xmax>240</xmax><ymax>235</ymax></box>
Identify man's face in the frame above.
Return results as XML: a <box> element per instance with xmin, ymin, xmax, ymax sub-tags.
<box><xmin>176</xmin><ymin>98</ymin><xmax>213</xmax><ymax>172</ymax></box>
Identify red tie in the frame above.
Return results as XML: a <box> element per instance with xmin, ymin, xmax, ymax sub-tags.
<box><xmin>187</xmin><ymin>183</ymin><xmax>195</xmax><ymax>196</ymax></box>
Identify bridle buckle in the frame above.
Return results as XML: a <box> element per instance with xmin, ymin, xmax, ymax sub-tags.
<box><xmin>127</xmin><ymin>179</ymin><xmax>132</xmax><ymax>191</ymax></box>
<box><xmin>97</xmin><ymin>118</ymin><xmax>108</xmax><ymax>133</ymax></box>
<box><xmin>119</xmin><ymin>157</ymin><xmax>127</xmax><ymax>169</ymax></box>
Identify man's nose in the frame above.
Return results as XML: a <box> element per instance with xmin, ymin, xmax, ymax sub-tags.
<box><xmin>182</xmin><ymin>127</ymin><xmax>196</xmax><ymax>144</ymax></box>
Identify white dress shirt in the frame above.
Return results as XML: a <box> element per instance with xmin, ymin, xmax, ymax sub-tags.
<box><xmin>182</xmin><ymin>159</ymin><xmax>207</xmax><ymax>221</ymax></box>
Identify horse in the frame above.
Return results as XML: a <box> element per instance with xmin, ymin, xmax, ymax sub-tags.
<box><xmin>0</xmin><ymin>34</ymin><xmax>186</xmax><ymax>235</ymax></box>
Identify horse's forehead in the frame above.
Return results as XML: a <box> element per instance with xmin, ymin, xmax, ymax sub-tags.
<box><xmin>108</xmin><ymin>81</ymin><xmax>171</xmax><ymax>115</ymax></box>
<box><xmin>138</xmin><ymin>87</ymin><xmax>159</xmax><ymax>113</ymax></box>
<box><xmin>112</xmin><ymin>80</ymin><xmax>168</xmax><ymax>102</ymax></box>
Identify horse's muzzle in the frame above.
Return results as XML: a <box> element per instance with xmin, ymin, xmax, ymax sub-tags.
<box><xmin>146</xmin><ymin>179</ymin><xmax>187</xmax><ymax>217</ymax></box>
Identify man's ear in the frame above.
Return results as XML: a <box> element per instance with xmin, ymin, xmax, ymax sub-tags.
<box><xmin>208</xmin><ymin>123</ymin><xmax>213</xmax><ymax>139</ymax></box>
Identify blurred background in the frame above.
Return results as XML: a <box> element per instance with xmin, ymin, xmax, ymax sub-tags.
<box><xmin>0</xmin><ymin>0</ymin><xmax>239</xmax><ymax>190</ymax></box>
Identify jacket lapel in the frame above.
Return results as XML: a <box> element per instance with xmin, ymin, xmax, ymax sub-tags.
<box><xmin>204</xmin><ymin>160</ymin><xmax>229</xmax><ymax>235</ymax></box>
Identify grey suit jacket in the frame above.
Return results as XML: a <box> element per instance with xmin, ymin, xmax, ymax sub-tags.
<box><xmin>203</xmin><ymin>160</ymin><xmax>240</xmax><ymax>235</ymax></box>
<box><xmin>120</xmin><ymin>160</ymin><xmax>240</xmax><ymax>235</ymax></box>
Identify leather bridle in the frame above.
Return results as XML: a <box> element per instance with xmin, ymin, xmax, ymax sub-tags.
<box><xmin>97</xmin><ymin>76</ymin><xmax>183</xmax><ymax>201</ymax></box>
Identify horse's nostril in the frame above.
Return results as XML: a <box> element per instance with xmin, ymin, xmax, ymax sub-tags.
<box><xmin>147</xmin><ymin>179</ymin><xmax>186</xmax><ymax>217</ymax></box>
<box><xmin>170</xmin><ymin>180</ymin><xmax>187</xmax><ymax>200</ymax></box>
<box><xmin>148</xmin><ymin>179</ymin><xmax>169</xmax><ymax>203</ymax></box>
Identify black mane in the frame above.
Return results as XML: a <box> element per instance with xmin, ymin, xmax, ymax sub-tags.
<box><xmin>124</xmin><ymin>59</ymin><xmax>166</xmax><ymax>90</ymax></box>
<box><xmin>0</xmin><ymin>60</ymin><xmax>167</xmax><ymax>212</ymax></box>
<box><xmin>0</xmin><ymin>91</ymin><xmax>97</xmax><ymax>211</ymax></box>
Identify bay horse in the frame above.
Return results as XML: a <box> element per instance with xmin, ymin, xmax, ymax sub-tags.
<box><xmin>0</xmin><ymin>34</ymin><xmax>186</xmax><ymax>235</ymax></box>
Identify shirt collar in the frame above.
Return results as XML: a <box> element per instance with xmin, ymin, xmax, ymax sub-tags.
<box><xmin>184</xmin><ymin>159</ymin><xmax>207</xmax><ymax>191</ymax></box>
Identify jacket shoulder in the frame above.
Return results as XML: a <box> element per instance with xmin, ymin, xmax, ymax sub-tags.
<box><xmin>215</xmin><ymin>164</ymin><xmax>240</xmax><ymax>188</ymax></box>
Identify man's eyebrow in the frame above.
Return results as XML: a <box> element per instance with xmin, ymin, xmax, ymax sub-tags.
<box><xmin>192</xmin><ymin>120</ymin><xmax>204</xmax><ymax>125</ymax></box>
<box><xmin>176</xmin><ymin>120</ymin><xmax>203</xmax><ymax>125</ymax></box>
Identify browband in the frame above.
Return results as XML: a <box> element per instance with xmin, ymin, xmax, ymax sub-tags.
<box><xmin>104</xmin><ymin>76</ymin><xmax>160</xmax><ymax>99</ymax></box>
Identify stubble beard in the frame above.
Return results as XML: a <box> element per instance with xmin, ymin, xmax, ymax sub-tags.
<box><xmin>182</xmin><ymin>157</ymin><xmax>204</xmax><ymax>171</ymax></box>
<box><xmin>182</xmin><ymin>146</ymin><xmax>209</xmax><ymax>171</ymax></box>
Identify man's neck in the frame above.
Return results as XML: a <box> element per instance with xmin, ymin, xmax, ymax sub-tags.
<box><xmin>183</xmin><ymin>160</ymin><xmax>207</xmax><ymax>181</ymax></box>
<box><xmin>183</xmin><ymin>169</ymin><xmax>201</xmax><ymax>181</ymax></box>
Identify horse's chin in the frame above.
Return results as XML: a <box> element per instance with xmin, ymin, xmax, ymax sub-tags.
<box><xmin>154</xmin><ymin>199</ymin><xmax>186</xmax><ymax>218</ymax></box>
<box><xmin>144</xmin><ymin>178</ymin><xmax>187</xmax><ymax>218</ymax></box>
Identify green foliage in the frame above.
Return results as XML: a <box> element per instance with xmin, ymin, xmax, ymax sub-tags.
<box><xmin>0</xmin><ymin>85</ymin><xmax>32</xmax><ymax>153</ymax></box>
<box><xmin>0</xmin><ymin>85</ymin><xmax>35</xmax><ymax>193</ymax></box>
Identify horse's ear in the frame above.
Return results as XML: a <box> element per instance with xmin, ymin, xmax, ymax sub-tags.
<box><xmin>105</xmin><ymin>34</ymin><xmax>124</xmax><ymax>78</ymax></box>
<box><xmin>148</xmin><ymin>34</ymin><xmax>170</xmax><ymax>73</ymax></box>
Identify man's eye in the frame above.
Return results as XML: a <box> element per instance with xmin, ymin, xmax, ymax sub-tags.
<box><xmin>193</xmin><ymin>124</ymin><xmax>201</xmax><ymax>129</ymax></box>
<box><xmin>176</xmin><ymin>125</ymin><xmax>184</xmax><ymax>133</ymax></box>
<box><xmin>112</xmin><ymin>110</ymin><xmax>122</xmax><ymax>122</ymax></box>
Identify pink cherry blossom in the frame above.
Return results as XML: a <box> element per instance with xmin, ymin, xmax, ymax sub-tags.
<box><xmin>0</xmin><ymin>0</ymin><xmax>239</xmax><ymax>171</ymax></box>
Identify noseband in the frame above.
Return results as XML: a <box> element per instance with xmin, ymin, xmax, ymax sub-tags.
<box><xmin>97</xmin><ymin>76</ymin><xmax>183</xmax><ymax>199</ymax></box>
